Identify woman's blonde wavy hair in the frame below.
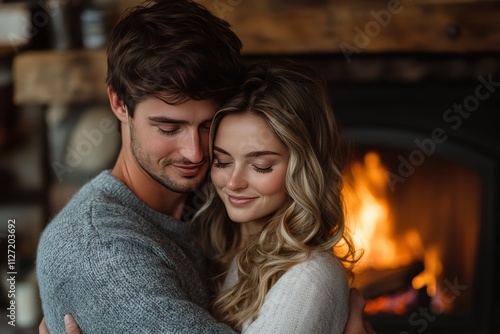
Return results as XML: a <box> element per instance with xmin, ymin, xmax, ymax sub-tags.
<box><xmin>191</xmin><ymin>60</ymin><xmax>359</xmax><ymax>330</ymax></box>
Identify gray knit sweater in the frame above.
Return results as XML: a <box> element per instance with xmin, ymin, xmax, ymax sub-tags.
<box><xmin>36</xmin><ymin>170</ymin><xmax>234</xmax><ymax>334</ymax></box>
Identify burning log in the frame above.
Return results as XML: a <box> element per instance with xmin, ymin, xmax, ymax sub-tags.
<box><xmin>355</xmin><ymin>260</ymin><xmax>424</xmax><ymax>300</ymax></box>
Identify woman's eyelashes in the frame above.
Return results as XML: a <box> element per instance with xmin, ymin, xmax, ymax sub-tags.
<box><xmin>212</xmin><ymin>158</ymin><xmax>273</xmax><ymax>174</ymax></box>
<box><xmin>213</xmin><ymin>160</ymin><xmax>231</xmax><ymax>169</ymax></box>
<box><xmin>253</xmin><ymin>165</ymin><xmax>273</xmax><ymax>174</ymax></box>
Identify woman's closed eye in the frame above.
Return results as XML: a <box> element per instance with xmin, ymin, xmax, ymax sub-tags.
<box><xmin>253</xmin><ymin>165</ymin><xmax>273</xmax><ymax>174</ymax></box>
<box><xmin>213</xmin><ymin>154</ymin><xmax>275</xmax><ymax>174</ymax></box>
<box><xmin>213</xmin><ymin>160</ymin><xmax>231</xmax><ymax>169</ymax></box>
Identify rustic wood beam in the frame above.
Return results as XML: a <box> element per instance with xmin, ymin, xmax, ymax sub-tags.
<box><xmin>195</xmin><ymin>0</ymin><xmax>500</xmax><ymax>54</ymax></box>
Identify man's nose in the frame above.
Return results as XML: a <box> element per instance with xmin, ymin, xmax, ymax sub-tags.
<box><xmin>180</xmin><ymin>130</ymin><xmax>204</xmax><ymax>163</ymax></box>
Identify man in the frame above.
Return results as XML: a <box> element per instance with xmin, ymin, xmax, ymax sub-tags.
<box><xmin>36</xmin><ymin>1</ymin><xmax>375</xmax><ymax>333</ymax></box>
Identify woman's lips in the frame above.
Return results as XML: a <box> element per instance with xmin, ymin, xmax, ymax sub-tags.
<box><xmin>227</xmin><ymin>195</ymin><xmax>257</xmax><ymax>206</ymax></box>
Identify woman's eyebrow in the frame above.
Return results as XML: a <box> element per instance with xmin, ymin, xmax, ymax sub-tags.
<box><xmin>213</xmin><ymin>146</ymin><xmax>280</xmax><ymax>158</ymax></box>
<box><xmin>245</xmin><ymin>151</ymin><xmax>281</xmax><ymax>158</ymax></box>
<box><xmin>213</xmin><ymin>146</ymin><xmax>230</xmax><ymax>155</ymax></box>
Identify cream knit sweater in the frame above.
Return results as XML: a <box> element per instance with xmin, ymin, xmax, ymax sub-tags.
<box><xmin>223</xmin><ymin>252</ymin><xmax>349</xmax><ymax>334</ymax></box>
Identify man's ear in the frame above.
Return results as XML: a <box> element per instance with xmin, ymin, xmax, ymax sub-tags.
<box><xmin>108</xmin><ymin>86</ymin><xmax>129</xmax><ymax>123</ymax></box>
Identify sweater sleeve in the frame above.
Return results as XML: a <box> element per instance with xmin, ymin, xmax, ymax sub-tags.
<box><xmin>242</xmin><ymin>253</ymin><xmax>349</xmax><ymax>334</ymax></box>
<box><xmin>37</xmin><ymin>217</ymin><xmax>235</xmax><ymax>334</ymax></box>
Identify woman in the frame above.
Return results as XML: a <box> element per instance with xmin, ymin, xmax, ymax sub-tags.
<box><xmin>191</xmin><ymin>60</ymin><xmax>359</xmax><ymax>333</ymax></box>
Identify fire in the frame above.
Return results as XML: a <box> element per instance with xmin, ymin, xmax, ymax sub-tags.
<box><xmin>412</xmin><ymin>246</ymin><xmax>442</xmax><ymax>297</ymax></box>
<box><xmin>363</xmin><ymin>288</ymin><xmax>418</xmax><ymax>315</ymax></box>
<box><xmin>343</xmin><ymin>151</ymin><xmax>443</xmax><ymax>314</ymax></box>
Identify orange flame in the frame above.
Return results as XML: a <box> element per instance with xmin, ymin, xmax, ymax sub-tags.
<box><xmin>343</xmin><ymin>151</ymin><xmax>444</xmax><ymax>313</ymax></box>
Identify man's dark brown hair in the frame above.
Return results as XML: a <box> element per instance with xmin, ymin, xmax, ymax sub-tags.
<box><xmin>106</xmin><ymin>0</ymin><xmax>246</xmax><ymax>116</ymax></box>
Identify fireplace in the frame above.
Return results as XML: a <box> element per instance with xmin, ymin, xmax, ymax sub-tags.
<box><xmin>327</xmin><ymin>66</ymin><xmax>499</xmax><ymax>333</ymax></box>
<box><xmin>245</xmin><ymin>53</ymin><xmax>498</xmax><ymax>333</ymax></box>
<box><xmin>341</xmin><ymin>129</ymin><xmax>494</xmax><ymax>334</ymax></box>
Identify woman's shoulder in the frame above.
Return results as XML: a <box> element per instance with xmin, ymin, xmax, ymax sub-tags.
<box><xmin>274</xmin><ymin>251</ymin><xmax>349</xmax><ymax>297</ymax></box>
<box><xmin>289</xmin><ymin>252</ymin><xmax>347</xmax><ymax>278</ymax></box>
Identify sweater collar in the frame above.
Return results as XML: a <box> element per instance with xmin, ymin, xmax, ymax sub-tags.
<box><xmin>91</xmin><ymin>170</ymin><xmax>190</xmax><ymax>236</ymax></box>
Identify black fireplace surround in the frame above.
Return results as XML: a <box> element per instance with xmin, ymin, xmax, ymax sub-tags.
<box><xmin>332</xmin><ymin>81</ymin><xmax>497</xmax><ymax>334</ymax></box>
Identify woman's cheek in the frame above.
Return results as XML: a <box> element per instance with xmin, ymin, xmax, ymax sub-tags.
<box><xmin>211</xmin><ymin>168</ymin><xmax>226</xmax><ymax>189</ymax></box>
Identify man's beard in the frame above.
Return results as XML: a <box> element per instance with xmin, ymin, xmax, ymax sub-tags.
<box><xmin>129</xmin><ymin>122</ymin><xmax>206</xmax><ymax>193</ymax></box>
<box><xmin>137</xmin><ymin>156</ymin><xmax>207</xmax><ymax>193</ymax></box>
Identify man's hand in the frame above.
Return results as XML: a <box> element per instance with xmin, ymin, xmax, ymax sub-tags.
<box><xmin>38</xmin><ymin>315</ymin><xmax>81</xmax><ymax>334</ymax></box>
<box><xmin>344</xmin><ymin>288</ymin><xmax>376</xmax><ymax>334</ymax></box>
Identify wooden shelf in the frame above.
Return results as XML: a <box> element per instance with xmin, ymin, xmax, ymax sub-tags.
<box><xmin>13</xmin><ymin>49</ymin><xmax>108</xmax><ymax>105</ymax></box>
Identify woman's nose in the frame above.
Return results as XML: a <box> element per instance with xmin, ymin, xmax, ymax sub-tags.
<box><xmin>226</xmin><ymin>166</ymin><xmax>248</xmax><ymax>190</ymax></box>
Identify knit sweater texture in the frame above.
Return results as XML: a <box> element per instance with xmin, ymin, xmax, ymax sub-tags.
<box><xmin>223</xmin><ymin>252</ymin><xmax>349</xmax><ymax>334</ymax></box>
<box><xmin>36</xmin><ymin>170</ymin><xmax>234</xmax><ymax>334</ymax></box>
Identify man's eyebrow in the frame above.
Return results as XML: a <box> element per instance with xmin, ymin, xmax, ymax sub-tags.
<box><xmin>148</xmin><ymin>116</ymin><xmax>213</xmax><ymax>124</ymax></box>
<box><xmin>148</xmin><ymin>116</ymin><xmax>187</xmax><ymax>124</ymax></box>
<box><xmin>213</xmin><ymin>146</ymin><xmax>280</xmax><ymax>158</ymax></box>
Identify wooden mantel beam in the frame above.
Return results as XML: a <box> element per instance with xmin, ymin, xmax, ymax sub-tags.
<box><xmin>194</xmin><ymin>0</ymin><xmax>500</xmax><ymax>54</ymax></box>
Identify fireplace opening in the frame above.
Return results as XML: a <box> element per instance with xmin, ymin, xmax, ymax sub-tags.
<box><xmin>340</xmin><ymin>127</ymin><xmax>494</xmax><ymax>334</ymax></box>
